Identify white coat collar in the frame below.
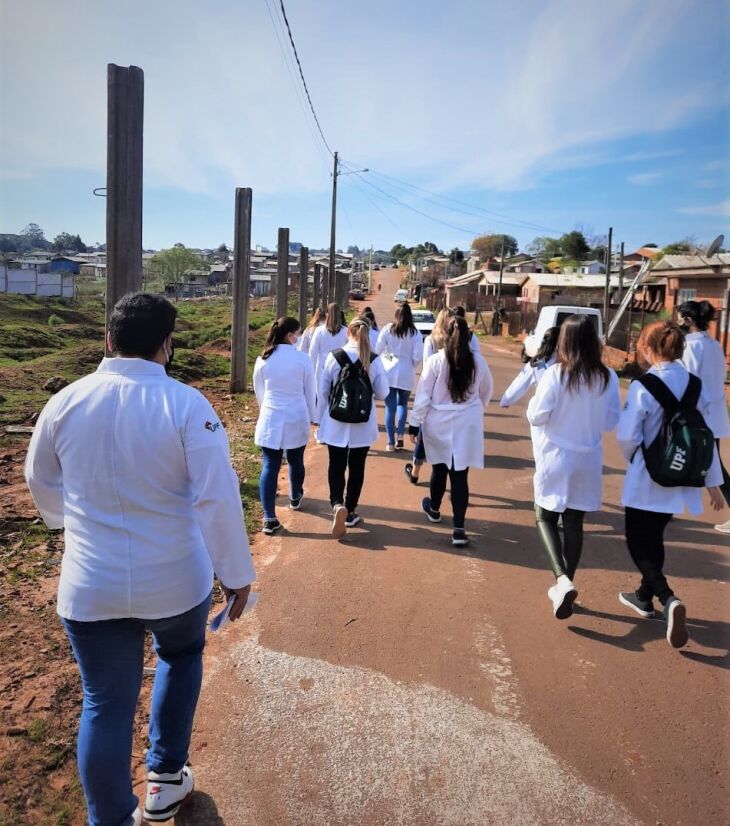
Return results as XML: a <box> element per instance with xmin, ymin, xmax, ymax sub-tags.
<box><xmin>685</xmin><ymin>331</ymin><xmax>707</xmax><ymax>341</ymax></box>
<box><xmin>96</xmin><ymin>357</ymin><xmax>166</xmax><ymax>376</ymax></box>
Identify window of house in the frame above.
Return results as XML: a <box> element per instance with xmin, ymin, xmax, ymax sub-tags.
<box><xmin>677</xmin><ymin>288</ymin><xmax>696</xmax><ymax>304</ymax></box>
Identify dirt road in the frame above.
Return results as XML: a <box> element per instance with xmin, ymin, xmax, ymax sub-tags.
<box><xmin>183</xmin><ymin>268</ymin><xmax>729</xmax><ymax>825</ymax></box>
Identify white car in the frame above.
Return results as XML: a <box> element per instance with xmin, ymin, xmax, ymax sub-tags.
<box><xmin>394</xmin><ymin>288</ymin><xmax>409</xmax><ymax>303</ymax></box>
<box><xmin>522</xmin><ymin>305</ymin><xmax>603</xmax><ymax>361</ymax></box>
<box><xmin>412</xmin><ymin>309</ymin><xmax>436</xmax><ymax>338</ymax></box>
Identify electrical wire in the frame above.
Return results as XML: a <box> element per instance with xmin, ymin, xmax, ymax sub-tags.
<box><xmin>341</xmin><ymin>174</ymin><xmax>421</xmax><ymax>245</ymax></box>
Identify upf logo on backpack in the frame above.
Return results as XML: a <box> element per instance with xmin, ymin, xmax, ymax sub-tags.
<box><xmin>328</xmin><ymin>349</ymin><xmax>375</xmax><ymax>424</ymax></box>
<box><xmin>636</xmin><ymin>373</ymin><xmax>714</xmax><ymax>487</ymax></box>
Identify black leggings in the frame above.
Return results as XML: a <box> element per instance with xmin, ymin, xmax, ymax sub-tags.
<box><xmin>716</xmin><ymin>440</ymin><xmax>730</xmax><ymax>506</ymax></box>
<box><xmin>430</xmin><ymin>464</ymin><xmax>469</xmax><ymax>528</ymax></box>
<box><xmin>625</xmin><ymin>506</ymin><xmax>674</xmax><ymax>605</ymax></box>
<box><xmin>535</xmin><ymin>506</ymin><xmax>585</xmax><ymax>580</ymax></box>
<box><xmin>327</xmin><ymin>445</ymin><xmax>369</xmax><ymax>512</ymax></box>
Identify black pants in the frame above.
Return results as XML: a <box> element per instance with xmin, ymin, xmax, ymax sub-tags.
<box><xmin>327</xmin><ymin>445</ymin><xmax>369</xmax><ymax>513</ymax></box>
<box><xmin>625</xmin><ymin>506</ymin><xmax>674</xmax><ymax>605</ymax></box>
<box><xmin>716</xmin><ymin>440</ymin><xmax>730</xmax><ymax>505</ymax></box>
<box><xmin>535</xmin><ymin>506</ymin><xmax>585</xmax><ymax>580</ymax></box>
<box><xmin>430</xmin><ymin>464</ymin><xmax>469</xmax><ymax>528</ymax></box>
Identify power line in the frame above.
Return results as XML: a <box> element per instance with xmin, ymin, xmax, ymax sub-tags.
<box><xmin>277</xmin><ymin>0</ymin><xmax>333</xmax><ymax>156</ymax></box>
<box><xmin>341</xmin><ymin>174</ymin><xmax>420</xmax><ymax>244</ymax></box>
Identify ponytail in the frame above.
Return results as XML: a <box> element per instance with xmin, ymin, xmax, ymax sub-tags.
<box><xmin>307</xmin><ymin>306</ymin><xmax>326</xmax><ymax>329</ymax></box>
<box><xmin>325</xmin><ymin>302</ymin><xmax>343</xmax><ymax>335</ymax></box>
<box><xmin>445</xmin><ymin>316</ymin><xmax>475</xmax><ymax>402</ymax></box>
<box><xmin>261</xmin><ymin>316</ymin><xmax>300</xmax><ymax>360</ymax></box>
<box><xmin>348</xmin><ymin>318</ymin><xmax>372</xmax><ymax>374</ymax></box>
<box><xmin>678</xmin><ymin>299</ymin><xmax>715</xmax><ymax>331</ymax></box>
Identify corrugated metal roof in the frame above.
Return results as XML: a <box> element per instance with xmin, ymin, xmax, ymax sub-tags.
<box><xmin>652</xmin><ymin>253</ymin><xmax>730</xmax><ymax>270</ymax></box>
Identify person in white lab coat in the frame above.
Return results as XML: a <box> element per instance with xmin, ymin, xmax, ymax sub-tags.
<box><xmin>411</xmin><ymin>316</ymin><xmax>493</xmax><ymax>546</ymax></box>
<box><xmin>500</xmin><ymin>327</ymin><xmax>559</xmax><ymax>408</ymax></box>
<box><xmin>616</xmin><ymin>320</ymin><xmax>724</xmax><ymax>648</ymax></box>
<box><xmin>375</xmin><ymin>301</ymin><xmax>424</xmax><ymax>451</ymax></box>
<box><xmin>297</xmin><ymin>306</ymin><xmax>326</xmax><ymax>356</ymax></box>
<box><xmin>677</xmin><ymin>300</ymin><xmax>730</xmax><ymax>533</ymax></box>
<box><xmin>24</xmin><ymin>293</ymin><xmax>255</xmax><ymax>826</ymax></box>
<box><xmin>316</xmin><ymin>318</ymin><xmax>390</xmax><ymax>538</ymax></box>
<box><xmin>309</xmin><ymin>302</ymin><xmax>348</xmax><ymax>387</ymax></box>
<box><xmin>527</xmin><ymin>315</ymin><xmax>620</xmax><ymax>620</ymax></box>
<box><xmin>406</xmin><ymin>308</ymin><xmax>454</xmax><ymax>484</ymax></box>
<box><xmin>360</xmin><ymin>306</ymin><xmax>380</xmax><ymax>349</ymax></box>
<box><xmin>254</xmin><ymin>316</ymin><xmax>317</xmax><ymax>535</ymax></box>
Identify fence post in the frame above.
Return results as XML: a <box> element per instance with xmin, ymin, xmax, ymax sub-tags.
<box><xmin>276</xmin><ymin>228</ymin><xmax>289</xmax><ymax>319</ymax></box>
<box><xmin>106</xmin><ymin>64</ymin><xmax>144</xmax><ymax>347</ymax></box>
<box><xmin>299</xmin><ymin>246</ymin><xmax>308</xmax><ymax>328</ymax></box>
<box><xmin>230</xmin><ymin>187</ymin><xmax>252</xmax><ymax>393</ymax></box>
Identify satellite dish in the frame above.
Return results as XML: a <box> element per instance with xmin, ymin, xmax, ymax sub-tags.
<box><xmin>706</xmin><ymin>234</ymin><xmax>724</xmax><ymax>258</ymax></box>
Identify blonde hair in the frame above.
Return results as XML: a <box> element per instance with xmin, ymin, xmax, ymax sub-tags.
<box><xmin>430</xmin><ymin>307</ymin><xmax>454</xmax><ymax>351</ymax></box>
<box><xmin>348</xmin><ymin>317</ymin><xmax>372</xmax><ymax>374</ymax></box>
<box><xmin>307</xmin><ymin>306</ymin><xmax>326</xmax><ymax>329</ymax></box>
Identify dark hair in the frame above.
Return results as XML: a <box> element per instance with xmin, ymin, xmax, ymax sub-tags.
<box><xmin>453</xmin><ymin>306</ymin><xmax>466</xmax><ymax>319</ymax></box>
<box><xmin>392</xmin><ymin>301</ymin><xmax>417</xmax><ymax>338</ymax></box>
<box><xmin>307</xmin><ymin>307</ymin><xmax>326</xmax><ymax>329</ymax></box>
<box><xmin>531</xmin><ymin>326</ymin><xmax>559</xmax><ymax>367</ymax></box>
<box><xmin>678</xmin><ymin>300</ymin><xmax>715</xmax><ymax>331</ymax></box>
<box><xmin>325</xmin><ymin>302</ymin><xmax>343</xmax><ymax>335</ymax></box>
<box><xmin>445</xmin><ymin>316</ymin><xmax>476</xmax><ymax>402</ymax></box>
<box><xmin>637</xmin><ymin>320</ymin><xmax>685</xmax><ymax>364</ymax></box>
<box><xmin>557</xmin><ymin>315</ymin><xmax>610</xmax><ymax>393</ymax></box>
<box><xmin>360</xmin><ymin>306</ymin><xmax>378</xmax><ymax>330</ymax></box>
<box><xmin>261</xmin><ymin>316</ymin><xmax>300</xmax><ymax>360</ymax></box>
<box><xmin>108</xmin><ymin>293</ymin><xmax>177</xmax><ymax>359</ymax></box>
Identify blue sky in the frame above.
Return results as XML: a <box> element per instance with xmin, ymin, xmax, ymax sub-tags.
<box><xmin>1</xmin><ymin>0</ymin><xmax>728</xmax><ymax>253</ymax></box>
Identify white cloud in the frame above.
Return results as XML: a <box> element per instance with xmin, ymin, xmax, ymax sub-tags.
<box><xmin>622</xmin><ymin>150</ymin><xmax>684</xmax><ymax>162</ymax></box>
<box><xmin>627</xmin><ymin>172</ymin><xmax>664</xmax><ymax>185</ymax></box>
<box><xmin>677</xmin><ymin>200</ymin><xmax>730</xmax><ymax>217</ymax></box>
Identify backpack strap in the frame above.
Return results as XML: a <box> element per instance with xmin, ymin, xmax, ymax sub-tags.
<box><xmin>369</xmin><ymin>353</ymin><xmax>377</xmax><ymax>364</ymax></box>
<box><xmin>636</xmin><ymin>373</ymin><xmax>679</xmax><ymax>414</ymax></box>
<box><xmin>679</xmin><ymin>373</ymin><xmax>701</xmax><ymax>411</ymax></box>
<box><xmin>332</xmin><ymin>349</ymin><xmax>351</xmax><ymax>369</ymax></box>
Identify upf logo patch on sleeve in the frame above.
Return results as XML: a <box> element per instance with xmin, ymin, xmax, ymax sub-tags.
<box><xmin>205</xmin><ymin>420</ymin><xmax>221</xmax><ymax>432</ymax></box>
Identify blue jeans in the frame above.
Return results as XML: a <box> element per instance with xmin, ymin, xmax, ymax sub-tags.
<box><xmin>260</xmin><ymin>445</ymin><xmax>306</xmax><ymax>520</ymax></box>
<box><xmin>62</xmin><ymin>592</ymin><xmax>212</xmax><ymax>826</ymax></box>
<box><xmin>384</xmin><ymin>387</ymin><xmax>411</xmax><ymax>445</ymax></box>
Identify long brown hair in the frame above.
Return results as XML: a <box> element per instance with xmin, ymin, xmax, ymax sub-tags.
<box><xmin>307</xmin><ymin>307</ymin><xmax>326</xmax><ymax>329</ymax></box>
<box><xmin>348</xmin><ymin>317</ymin><xmax>372</xmax><ymax>374</ymax></box>
<box><xmin>360</xmin><ymin>306</ymin><xmax>378</xmax><ymax>330</ymax></box>
<box><xmin>557</xmin><ymin>315</ymin><xmax>610</xmax><ymax>392</ymax></box>
<box><xmin>392</xmin><ymin>301</ymin><xmax>417</xmax><ymax>338</ymax></box>
<box><xmin>261</xmin><ymin>316</ymin><xmax>300</xmax><ymax>360</ymax></box>
<box><xmin>430</xmin><ymin>307</ymin><xmax>454</xmax><ymax>351</ymax></box>
<box><xmin>325</xmin><ymin>302</ymin><xmax>343</xmax><ymax>335</ymax></box>
<box><xmin>445</xmin><ymin>316</ymin><xmax>476</xmax><ymax>402</ymax></box>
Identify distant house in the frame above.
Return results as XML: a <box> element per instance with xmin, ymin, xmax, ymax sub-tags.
<box><xmin>578</xmin><ymin>260</ymin><xmax>605</xmax><ymax>275</ymax></box>
<box><xmin>1</xmin><ymin>261</ymin><xmax>75</xmax><ymax>297</ymax></box>
<box><xmin>520</xmin><ymin>272</ymin><xmax>608</xmax><ymax>307</ymax></box>
<box><xmin>505</xmin><ymin>257</ymin><xmax>548</xmax><ymax>274</ymax></box>
<box><xmin>443</xmin><ymin>268</ymin><xmax>527</xmax><ymax>311</ymax></box>
<box><xmin>49</xmin><ymin>255</ymin><xmax>83</xmax><ymax>275</ymax></box>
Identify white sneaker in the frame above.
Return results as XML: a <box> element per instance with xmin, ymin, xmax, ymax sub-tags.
<box><xmin>132</xmin><ymin>810</ymin><xmax>145</xmax><ymax>826</ymax></box>
<box><xmin>332</xmin><ymin>504</ymin><xmax>347</xmax><ymax>539</ymax></box>
<box><xmin>144</xmin><ymin>765</ymin><xmax>194</xmax><ymax>822</ymax></box>
<box><xmin>385</xmin><ymin>444</ymin><xmax>396</xmax><ymax>453</ymax></box>
<box><xmin>548</xmin><ymin>575</ymin><xmax>578</xmax><ymax>620</ymax></box>
<box><xmin>714</xmin><ymin>518</ymin><xmax>730</xmax><ymax>534</ymax></box>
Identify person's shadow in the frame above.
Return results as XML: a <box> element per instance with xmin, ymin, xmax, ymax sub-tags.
<box><xmin>175</xmin><ymin>792</ymin><xmax>225</xmax><ymax>825</ymax></box>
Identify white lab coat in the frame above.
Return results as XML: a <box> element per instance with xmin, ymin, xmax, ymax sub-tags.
<box><xmin>423</xmin><ymin>331</ymin><xmax>479</xmax><ymax>363</ymax></box>
<box><xmin>253</xmin><ymin>345</ymin><xmax>317</xmax><ymax>450</ymax></box>
<box><xmin>411</xmin><ymin>350</ymin><xmax>493</xmax><ymax>471</ymax></box>
<box><xmin>298</xmin><ymin>322</ymin><xmax>323</xmax><ymax>356</ymax></box>
<box><xmin>527</xmin><ymin>364</ymin><xmax>621</xmax><ymax>512</ymax></box>
<box><xmin>368</xmin><ymin>327</ymin><xmax>379</xmax><ymax>350</ymax></box>
<box><xmin>24</xmin><ymin>358</ymin><xmax>256</xmax><ymax>622</ymax></box>
<box><xmin>375</xmin><ymin>323</ymin><xmax>424</xmax><ymax>391</ymax></box>
<box><xmin>500</xmin><ymin>354</ymin><xmax>557</xmax><ymax>407</ymax></box>
<box><xmin>617</xmin><ymin>361</ymin><xmax>723</xmax><ymax>515</ymax></box>
<box><xmin>309</xmin><ymin>324</ymin><xmax>348</xmax><ymax>385</ymax></box>
<box><xmin>316</xmin><ymin>344</ymin><xmax>390</xmax><ymax>448</ymax></box>
<box><xmin>681</xmin><ymin>331</ymin><xmax>730</xmax><ymax>439</ymax></box>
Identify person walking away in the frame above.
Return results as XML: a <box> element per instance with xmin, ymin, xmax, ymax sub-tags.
<box><xmin>24</xmin><ymin>294</ymin><xmax>256</xmax><ymax>826</ymax></box>
<box><xmin>411</xmin><ymin>316</ymin><xmax>493</xmax><ymax>546</ymax></box>
<box><xmin>527</xmin><ymin>315</ymin><xmax>620</xmax><ymax>619</ymax></box>
<box><xmin>316</xmin><ymin>318</ymin><xmax>389</xmax><ymax>538</ymax></box>
<box><xmin>677</xmin><ymin>300</ymin><xmax>730</xmax><ymax>533</ymax></box>
<box><xmin>360</xmin><ymin>306</ymin><xmax>379</xmax><ymax>349</ymax></box>
<box><xmin>452</xmin><ymin>305</ymin><xmax>481</xmax><ymax>354</ymax></box>
<box><xmin>500</xmin><ymin>327</ymin><xmax>559</xmax><ymax>407</ymax></box>
<box><xmin>298</xmin><ymin>306</ymin><xmax>326</xmax><ymax>356</ymax></box>
<box><xmin>616</xmin><ymin>320</ymin><xmax>724</xmax><ymax>648</ymax></box>
<box><xmin>309</xmin><ymin>302</ymin><xmax>348</xmax><ymax>389</ymax></box>
<box><xmin>406</xmin><ymin>308</ymin><xmax>453</xmax><ymax>484</ymax></box>
<box><xmin>254</xmin><ymin>317</ymin><xmax>317</xmax><ymax>535</ymax></box>
<box><xmin>375</xmin><ymin>301</ymin><xmax>424</xmax><ymax>451</ymax></box>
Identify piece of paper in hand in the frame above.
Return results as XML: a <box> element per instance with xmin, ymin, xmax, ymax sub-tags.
<box><xmin>209</xmin><ymin>592</ymin><xmax>260</xmax><ymax>633</ymax></box>
<box><xmin>382</xmin><ymin>354</ymin><xmax>399</xmax><ymax>374</ymax></box>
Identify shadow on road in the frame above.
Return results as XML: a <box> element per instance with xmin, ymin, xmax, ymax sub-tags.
<box><xmin>176</xmin><ymin>791</ymin><xmax>225</xmax><ymax>825</ymax></box>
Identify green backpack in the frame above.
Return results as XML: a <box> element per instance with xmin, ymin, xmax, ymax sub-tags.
<box><xmin>636</xmin><ymin>373</ymin><xmax>715</xmax><ymax>488</ymax></box>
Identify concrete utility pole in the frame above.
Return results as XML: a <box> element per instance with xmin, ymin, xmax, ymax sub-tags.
<box><xmin>496</xmin><ymin>236</ymin><xmax>506</xmax><ymax>306</ymax></box>
<box><xmin>328</xmin><ymin>151</ymin><xmax>338</xmax><ymax>304</ymax></box>
<box><xmin>617</xmin><ymin>241</ymin><xmax>625</xmax><ymax>306</ymax></box>
<box><xmin>603</xmin><ymin>226</ymin><xmax>613</xmax><ymax>330</ymax></box>
<box><xmin>106</xmin><ymin>64</ymin><xmax>144</xmax><ymax>345</ymax></box>
<box><xmin>299</xmin><ymin>246</ymin><xmax>308</xmax><ymax>328</ymax></box>
<box><xmin>276</xmin><ymin>227</ymin><xmax>289</xmax><ymax>319</ymax></box>
<box><xmin>368</xmin><ymin>246</ymin><xmax>373</xmax><ymax>293</ymax></box>
<box><xmin>230</xmin><ymin>187</ymin><xmax>252</xmax><ymax>393</ymax></box>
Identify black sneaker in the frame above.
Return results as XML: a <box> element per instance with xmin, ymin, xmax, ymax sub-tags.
<box><xmin>404</xmin><ymin>463</ymin><xmax>419</xmax><ymax>485</ymax></box>
<box><xmin>452</xmin><ymin>529</ymin><xmax>469</xmax><ymax>546</ymax></box>
<box><xmin>664</xmin><ymin>597</ymin><xmax>688</xmax><ymax>649</ymax></box>
<box><xmin>290</xmin><ymin>493</ymin><xmax>304</xmax><ymax>510</ymax></box>
<box><xmin>421</xmin><ymin>497</ymin><xmax>441</xmax><ymax>523</ymax></box>
<box><xmin>618</xmin><ymin>591</ymin><xmax>655</xmax><ymax>619</ymax></box>
<box><xmin>344</xmin><ymin>512</ymin><xmax>361</xmax><ymax>527</ymax></box>
<box><xmin>262</xmin><ymin>519</ymin><xmax>281</xmax><ymax>535</ymax></box>
<box><xmin>396</xmin><ymin>438</ymin><xmax>404</xmax><ymax>450</ymax></box>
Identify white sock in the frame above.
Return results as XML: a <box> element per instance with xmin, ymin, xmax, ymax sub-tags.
<box><xmin>557</xmin><ymin>574</ymin><xmax>573</xmax><ymax>589</ymax></box>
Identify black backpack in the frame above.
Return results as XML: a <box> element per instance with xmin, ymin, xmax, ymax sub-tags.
<box><xmin>635</xmin><ymin>372</ymin><xmax>715</xmax><ymax>488</ymax></box>
<box><xmin>328</xmin><ymin>349</ymin><xmax>376</xmax><ymax>424</ymax></box>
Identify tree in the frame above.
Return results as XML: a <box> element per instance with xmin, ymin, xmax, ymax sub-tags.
<box><xmin>150</xmin><ymin>245</ymin><xmax>202</xmax><ymax>283</ymax></box>
<box><xmin>216</xmin><ymin>243</ymin><xmax>230</xmax><ymax>260</ymax></box>
<box><xmin>346</xmin><ymin>245</ymin><xmax>361</xmax><ymax>256</ymax></box>
<box><xmin>526</xmin><ymin>236</ymin><xmax>561</xmax><ymax>260</ymax></box>
<box><xmin>52</xmin><ymin>232</ymin><xmax>87</xmax><ymax>253</ymax></box>
<box><xmin>423</xmin><ymin>241</ymin><xmax>439</xmax><ymax>254</ymax></box>
<box><xmin>559</xmin><ymin>231</ymin><xmax>589</xmax><ymax>261</ymax></box>
<box><xmin>661</xmin><ymin>241</ymin><xmax>691</xmax><ymax>255</ymax></box>
<box><xmin>471</xmin><ymin>233</ymin><xmax>518</xmax><ymax>262</ymax></box>
<box><xmin>21</xmin><ymin>223</ymin><xmax>48</xmax><ymax>248</ymax></box>
<box><xmin>448</xmin><ymin>247</ymin><xmax>464</xmax><ymax>264</ymax></box>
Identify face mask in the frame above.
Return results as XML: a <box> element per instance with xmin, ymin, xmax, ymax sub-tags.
<box><xmin>164</xmin><ymin>343</ymin><xmax>175</xmax><ymax>374</ymax></box>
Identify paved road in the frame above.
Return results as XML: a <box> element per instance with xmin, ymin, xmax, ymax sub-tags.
<box><xmin>182</xmin><ymin>268</ymin><xmax>729</xmax><ymax>826</ymax></box>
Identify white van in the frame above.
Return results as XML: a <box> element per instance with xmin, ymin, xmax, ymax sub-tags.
<box><xmin>522</xmin><ymin>305</ymin><xmax>603</xmax><ymax>361</ymax></box>
<box><xmin>394</xmin><ymin>288</ymin><xmax>409</xmax><ymax>303</ymax></box>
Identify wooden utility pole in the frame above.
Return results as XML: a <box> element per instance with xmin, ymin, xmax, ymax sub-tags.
<box><xmin>602</xmin><ymin>226</ymin><xmax>613</xmax><ymax>331</ymax></box>
<box><xmin>230</xmin><ymin>187</ymin><xmax>252</xmax><ymax>393</ymax></box>
<box><xmin>312</xmin><ymin>262</ymin><xmax>320</xmax><ymax>311</ymax></box>
<box><xmin>328</xmin><ymin>151</ymin><xmax>338</xmax><ymax>304</ymax></box>
<box><xmin>617</xmin><ymin>241</ymin><xmax>625</xmax><ymax>306</ymax></box>
<box><xmin>276</xmin><ymin>227</ymin><xmax>289</xmax><ymax>319</ymax></box>
<box><xmin>106</xmin><ymin>64</ymin><xmax>144</xmax><ymax>342</ymax></box>
<box><xmin>299</xmin><ymin>246</ymin><xmax>308</xmax><ymax>328</ymax></box>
